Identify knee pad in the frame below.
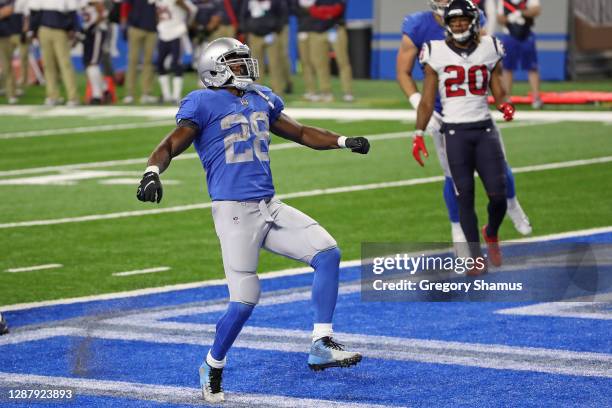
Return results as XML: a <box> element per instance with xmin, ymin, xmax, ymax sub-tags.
<box><xmin>229</xmin><ymin>272</ymin><xmax>261</xmax><ymax>305</ymax></box>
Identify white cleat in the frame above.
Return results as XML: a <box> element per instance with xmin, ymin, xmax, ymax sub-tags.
<box><xmin>199</xmin><ymin>362</ymin><xmax>224</xmax><ymax>403</ymax></box>
<box><xmin>507</xmin><ymin>200</ymin><xmax>532</xmax><ymax>235</ymax></box>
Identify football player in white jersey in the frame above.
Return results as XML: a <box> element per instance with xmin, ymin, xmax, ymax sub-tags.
<box><xmin>155</xmin><ymin>0</ymin><xmax>196</xmax><ymax>103</ymax></box>
<box><xmin>80</xmin><ymin>0</ymin><xmax>109</xmax><ymax>104</ymax></box>
<box><xmin>414</xmin><ymin>0</ymin><xmax>516</xmax><ymax>275</ymax></box>
<box><xmin>398</xmin><ymin>0</ymin><xmax>531</xmax><ymax>262</ymax></box>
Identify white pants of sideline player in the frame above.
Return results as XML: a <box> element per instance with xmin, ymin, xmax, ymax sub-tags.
<box><xmin>211</xmin><ymin>198</ymin><xmax>338</xmax><ymax>305</ymax></box>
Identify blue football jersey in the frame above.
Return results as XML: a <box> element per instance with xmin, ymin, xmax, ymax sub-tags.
<box><xmin>402</xmin><ymin>10</ymin><xmax>487</xmax><ymax>114</ymax></box>
<box><xmin>176</xmin><ymin>85</ymin><xmax>284</xmax><ymax>201</ymax></box>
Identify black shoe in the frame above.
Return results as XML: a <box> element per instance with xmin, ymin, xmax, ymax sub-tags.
<box><xmin>0</xmin><ymin>313</ymin><xmax>9</xmax><ymax>335</ymax></box>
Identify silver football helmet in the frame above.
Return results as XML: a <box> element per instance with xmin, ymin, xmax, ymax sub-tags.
<box><xmin>198</xmin><ymin>38</ymin><xmax>259</xmax><ymax>90</ymax></box>
<box><xmin>429</xmin><ymin>0</ymin><xmax>450</xmax><ymax>17</ymax></box>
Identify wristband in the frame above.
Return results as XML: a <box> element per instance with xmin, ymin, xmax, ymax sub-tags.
<box><xmin>337</xmin><ymin>136</ymin><xmax>347</xmax><ymax>148</ymax></box>
<box><xmin>145</xmin><ymin>165</ymin><xmax>160</xmax><ymax>174</ymax></box>
<box><xmin>409</xmin><ymin>93</ymin><xmax>422</xmax><ymax>110</ymax></box>
<box><xmin>414</xmin><ymin>130</ymin><xmax>424</xmax><ymax>137</ymax></box>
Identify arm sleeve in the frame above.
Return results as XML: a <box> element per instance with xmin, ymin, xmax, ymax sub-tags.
<box><xmin>176</xmin><ymin>92</ymin><xmax>208</xmax><ymax>130</ymax></box>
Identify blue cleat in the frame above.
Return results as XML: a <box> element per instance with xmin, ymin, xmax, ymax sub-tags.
<box><xmin>199</xmin><ymin>362</ymin><xmax>224</xmax><ymax>403</ymax></box>
<box><xmin>308</xmin><ymin>336</ymin><xmax>362</xmax><ymax>371</ymax></box>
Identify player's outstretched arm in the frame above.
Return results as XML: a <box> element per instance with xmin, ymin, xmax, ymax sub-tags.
<box><xmin>270</xmin><ymin>113</ymin><xmax>370</xmax><ymax>154</ymax></box>
<box><xmin>137</xmin><ymin>125</ymin><xmax>197</xmax><ymax>203</ymax></box>
<box><xmin>396</xmin><ymin>35</ymin><xmax>421</xmax><ymax>109</ymax></box>
<box><xmin>491</xmin><ymin>62</ymin><xmax>515</xmax><ymax>122</ymax></box>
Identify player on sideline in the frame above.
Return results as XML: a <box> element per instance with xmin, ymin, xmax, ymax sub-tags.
<box><xmin>154</xmin><ymin>0</ymin><xmax>197</xmax><ymax>104</ymax></box>
<box><xmin>413</xmin><ymin>0</ymin><xmax>515</xmax><ymax>274</ymax></box>
<box><xmin>80</xmin><ymin>0</ymin><xmax>109</xmax><ymax>104</ymax></box>
<box><xmin>136</xmin><ymin>37</ymin><xmax>368</xmax><ymax>403</ymax></box>
<box><xmin>396</xmin><ymin>0</ymin><xmax>531</xmax><ymax>253</ymax></box>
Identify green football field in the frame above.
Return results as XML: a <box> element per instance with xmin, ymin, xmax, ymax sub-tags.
<box><xmin>1</xmin><ymin>79</ymin><xmax>611</xmax><ymax>307</ymax></box>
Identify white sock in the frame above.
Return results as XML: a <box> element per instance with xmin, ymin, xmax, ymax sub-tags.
<box><xmin>451</xmin><ymin>222</ymin><xmax>466</xmax><ymax>241</ymax></box>
<box><xmin>158</xmin><ymin>75</ymin><xmax>171</xmax><ymax>101</ymax></box>
<box><xmin>172</xmin><ymin>76</ymin><xmax>183</xmax><ymax>101</ymax></box>
<box><xmin>86</xmin><ymin>65</ymin><xmax>103</xmax><ymax>98</ymax></box>
<box><xmin>206</xmin><ymin>351</ymin><xmax>226</xmax><ymax>369</ymax></box>
<box><xmin>507</xmin><ymin>196</ymin><xmax>518</xmax><ymax>209</ymax></box>
<box><xmin>312</xmin><ymin>323</ymin><xmax>333</xmax><ymax>342</ymax></box>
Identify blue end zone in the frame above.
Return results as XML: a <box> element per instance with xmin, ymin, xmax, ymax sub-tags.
<box><xmin>2</xmin><ymin>335</ymin><xmax>610</xmax><ymax>408</ymax></box>
<box><xmin>1</xmin><ymin>231</ymin><xmax>611</xmax><ymax>407</ymax></box>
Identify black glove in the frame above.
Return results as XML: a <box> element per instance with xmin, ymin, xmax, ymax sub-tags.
<box><xmin>137</xmin><ymin>171</ymin><xmax>163</xmax><ymax>203</ymax></box>
<box><xmin>345</xmin><ymin>137</ymin><xmax>370</xmax><ymax>154</ymax></box>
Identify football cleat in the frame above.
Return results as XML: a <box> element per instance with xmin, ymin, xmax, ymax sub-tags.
<box><xmin>308</xmin><ymin>337</ymin><xmax>362</xmax><ymax>371</ymax></box>
<box><xmin>199</xmin><ymin>362</ymin><xmax>224</xmax><ymax>403</ymax></box>
<box><xmin>0</xmin><ymin>313</ymin><xmax>9</xmax><ymax>335</ymax></box>
<box><xmin>466</xmin><ymin>257</ymin><xmax>488</xmax><ymax>277</ymax></box>
<box><xmin>507</xmin><ymin>200</ymin><xmax>532</xmax><ymax>235</ymax></box>
<box><xmin>482</xmin><ymin>225</ymin><xmax>502</xmax><ymax>267</ymax></box>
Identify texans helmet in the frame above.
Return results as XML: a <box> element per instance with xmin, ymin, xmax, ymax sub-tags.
<box><xmin>444</xmin><ymin>0</ymin><xmax>480</xmax><ymax>44</ymax></box>
<box><xmin>198</xmin><ymin>38</ymin><xmax>260</xmax><ymax>90</ymax></box>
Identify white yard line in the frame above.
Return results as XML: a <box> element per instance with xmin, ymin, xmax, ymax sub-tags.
<box><xmin>0</xmin><ymin>260</ymin><xmax>361</xmax><ymax>312</ymax></box>
<box><xmin>496</xmin><ymin>293</ymin><xmax>612</xmax><ymax>320</ymax></box>
<box><xmin>1</xmin><ymin>106</ymin><xmax>612</xmax><ymax>122</ymax></box>
<box><xmin>0</xmin><ymin>116</ymin><xmax>544</xmax><ymax>140</ymax></box>
<box><xmin>2</xmin><ymin>226</ymin><xmax>612</xmax><ymax>312</ymax></box>
<box><xmin>1</xmin><ymin>156</ymin><xmax>611</xmax><ymax>229</ymax></box>
<box><xmin>112</xmin><ymin>267</ymin><xmax>170</xmax><ymax>277</ymax></box>
<box><xmin>5</xmin><ymin>263</ymin><xmax>63</xmax><ymax>273</ymax></box>
<box><xmin>0</xmin><ymin>372</ymin><xmax>391</xmax><ymax>408</ymax></box>
<box><xmin>0</xmin><ymin>121</ymin><xmax>564</xmax><ymax>177</ymax></box>
<box><xmin>0</xmin><ymin>120</ymin><xmax>174</xmax><ymax>140</ymax></box>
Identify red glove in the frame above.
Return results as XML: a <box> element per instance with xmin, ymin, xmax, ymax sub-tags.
<box><xmin>412</xmin><ymin>131</ymin><xmax>428</xmax><ymax>167</ymax></box>
<box><xmin>498</xmin><ymin>102</ymin><xmax>515</xmax><ymax>121</ymax></box>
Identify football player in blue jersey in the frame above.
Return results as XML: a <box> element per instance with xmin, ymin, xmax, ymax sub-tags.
<box><xmin>396</xmin><ymin>0</ymin><xmax>531</xmax><ymax>254</ymax></box>
<box><xmin>137</xmin><ymin>37</ymin><xmax>368</xmax><ymax>403</ymax></box>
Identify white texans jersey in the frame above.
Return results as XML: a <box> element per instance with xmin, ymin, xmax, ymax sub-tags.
<box><xmin>156</xmin><ymin>0</ymin><xmax>196</xmax><ymax>42</ymax></box>
<box><xmin>80</xmin><ymin>0</ymin><xmax>107</xmax><ymax>31</ymax></box>
<box><xmin>419</xmin><ymin>36</ymin><xmax>505</xmax><ymax>124</ymax></box>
